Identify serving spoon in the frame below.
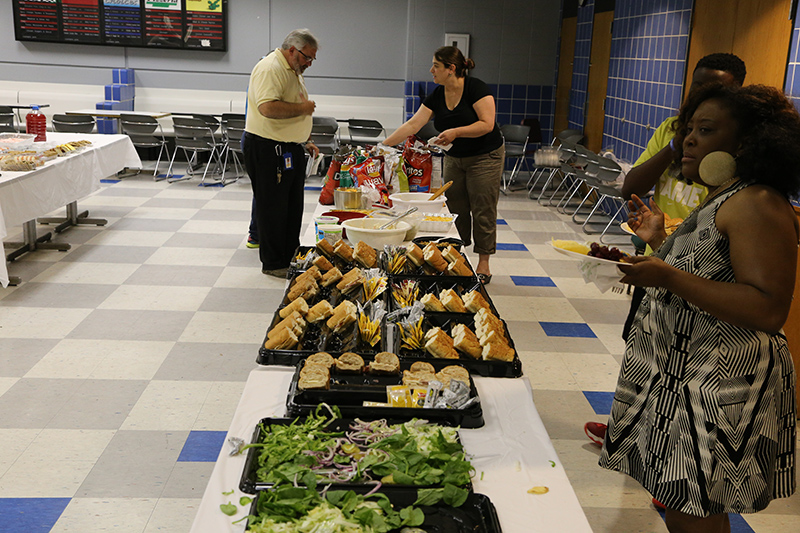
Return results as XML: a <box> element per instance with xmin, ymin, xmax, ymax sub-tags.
<box><xmin>428</xmin><ymin>180</ymin><xmax>453</xmax><ymax>201</ymax></box>
<box><xmin>378</xmin><ymin>206</ymin><xmax>418</xmax><ymax>230</ymax></box>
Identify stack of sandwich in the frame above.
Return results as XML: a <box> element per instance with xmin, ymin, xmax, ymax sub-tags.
<box><xmin>405</xmin><ymin>242</ymin><xmax>472</xmax><ymax>277</ymax></box>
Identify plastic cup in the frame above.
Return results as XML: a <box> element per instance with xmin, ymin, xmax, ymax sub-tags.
<box><xmin>314</xmin><ymin>216</ymin><xmax>339</xmax><ymax>242</ymax></box>
<box><xmin>322</xmin><ymin>224</ymin><xmax>343</xmax><ymax>244</ymax></box>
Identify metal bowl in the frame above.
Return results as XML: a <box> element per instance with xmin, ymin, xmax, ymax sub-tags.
<box><xmin>334</xmin><ymin>188</ymin><xmax>362</xmax><ymax>210</ymax></box>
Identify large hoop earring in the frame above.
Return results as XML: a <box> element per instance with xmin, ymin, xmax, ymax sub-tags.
<box><xmin>698</xmin><ymin>151</ymin><xmax>737</xmax><ymax>186</ymax></box>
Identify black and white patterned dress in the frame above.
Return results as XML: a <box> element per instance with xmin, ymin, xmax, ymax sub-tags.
<box><xmin>599</xmin><ymin>181</ymin><xmax>797</xmax><ymax>517</ymax></box>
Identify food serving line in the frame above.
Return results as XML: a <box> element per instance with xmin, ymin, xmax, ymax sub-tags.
<box><xmin>0</xmin><ymin>132</ymin><xmax>141</xmax><ymax>287</ymax></box>
<box><xmin>191</xmin><ymin>199</ymin><xmax>592</xmax><ymax>532</ymax></box>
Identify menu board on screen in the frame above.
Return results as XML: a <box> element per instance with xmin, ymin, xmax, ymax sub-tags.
<box><xmin>12</xmin><ymin>0</ymin><xmax>227</xmax><ymax>51</ymax></box>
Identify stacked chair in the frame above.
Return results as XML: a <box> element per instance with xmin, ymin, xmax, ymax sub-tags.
<box><xmin>119</xmin><ymin>114</ymin><xmax>172</xmax><ymax>180</ymax></box>
<box><xmin>167</xmin><ymin>115</ymin><xmax>227</xmax><ymax>186</ymax></box>
<box><xmin>220</xmin><ymin>113</ymin><xmax>246</xmax><ymax>182</ymax></box>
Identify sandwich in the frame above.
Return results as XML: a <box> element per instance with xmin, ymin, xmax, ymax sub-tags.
<box><xmin>424</xmin><ymin>328</ymin><xmax>459</xmax><ymax>359</ymax></box>
<box><xmin>436</xmin><ymin>365</ymin><xmax>471</xmax><ymax>388</ymax></box>
<box><xmin>402</xmin><ymin>369</ymin><xmax>436</xmax><ymax>388</ymax></box>
<box><xmin>336</xmin><ymin>267</ymin><xmax>363</xmax><ymax>292</ymax></box>
<box><xmin>279</xmin><ymin>297</ymin><xmax>309</xmax><ymax>319</ymax></box>
<box><xmin>298</xmin><ymin>364</ymin><xmax>330</xmax><ymax>390</ymax></box>
<box><xmin>268</xmin><ymin>311</ymin><xmax>305</xmax><ymax>339</ymax></box>
<box><xmin>313</xmin><ymin>255</ymin><xmax>334</xmax><ymax>272</ymax></box>
<box><xmin>452</xmin><ymin>323</ymin><xmax>482</xmax><ymax>359</ymax></box>
<box><xmin>287</xmin><ymin>277</ymin><xmax>318</xmax><ymax>301</ymax></box>
<box><xmin>317</xmin><ymin>238</ymin><xmax>335</xmax><ymax>258</ymax></box>
<box><xmin>441</xmin><ymin>245</ymin><xmax>461</xmax><ymax>264</ymax></box>
<box><xmin>336</xmin><ymin>352</ymin><xmax>365</xmax><ymax>373</ymax></box>
<box><xmin>306</xmin><ymin>300</ymin><xmax>335</xmax><ymax>323</ymax></box>
<box><xmin>482</xmin><ymin>342</ymin><xmax>515</xmax><ymax>362</ymax></box>
<box><xmin>446</xmin><ymin>257</ymin><xmax>473</xmax><ymax>277</ymax></box>
<box><xmin>423</xmin><ymin>243</ymin><xmax>447</xmax><ymax>272</ymax></box>
<box><xmin>463</xmin><ymin>290</ymin><xmax>491</xmax><ymax>314</ymax></box>
<box><xmin>354</xmin><ymin>241</ymin><xmax>377</xmax><ymax>268</ymax></box>
<box><xmin>439</xmin><ymin>288</ymin><xmax>467</xmax><ymax>313</ymax></box>
<box><xmin>264</xmin><ymin>327</ymin><xmax>298</xmax><ymax>350</ymax></box>
<box><xmin>368</xmin><ymin>351</ymin><xmax>400</xmax><ymax>375</ymax></box>
<box><xmin>474</xmin><ymin>307</ymin><xmax>505</xmax><ymax>337</ymax></box>
<box><xmin>326</xmin><ymin>300</ymin><xmax>358</xmax><ymax>333</ymax></box>
<box><xmin>295</xmin><ymin>265</ymin><xmax>322</xmax><ymax>285</ymax></box>
<box><xmin>420</xmin><ymin>292</ymin><xmax>446</xmax><ymax>312</ymax></box>
<box><xmin>321</xmin><ymin>267</ymin><xmax>343</xmax><ymax>288</ymax></box>
<box><xmin>333</xmin><ymin>239</ymin><xmax>354</xmax><ymax>262</ymax></box>
<box><xmin>410</xmin><ymin>361</ymin><xmax>435</xmax><ymax>374</ymax></box>
<box><xmin>305</xmin><ymin>351</ymin><xmax>335</xmax><ymax>369</ymax></box>
<box><xmin>405</xmin><ymin>242</ymin><xmax>425</xmax><ymax>267</ymax></box>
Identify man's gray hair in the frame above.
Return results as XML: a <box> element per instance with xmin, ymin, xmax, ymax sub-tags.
<box><xmin>282</xmin><ymin>29</ymin><xmax>319</xmax><ymax>51</ymax></box>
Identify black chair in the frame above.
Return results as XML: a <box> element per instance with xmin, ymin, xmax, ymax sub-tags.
<box><xmin>167</xmin><ymin>116</ymin><xmax>223</xmax><ymax>185</ymax></box>
<box><xmin>346</xmin><ymin>118</ymin><xmax>384</xmax><ymax>145</ymax></box>
<box><xmin>416</xmin><ymin>120</ymin><xmax>439</xmax><ymax>142</ymax></box>
<box><xmin>499</xmin><ymin>124</ymin><xmax>530</xmax><ymax>194</ymax></box>
<box><xmin>119</xmin><ymin>114</ymin><xmax>171</xmax><ymax>179</ymax></box>
<box><xmin>220</xmin><ymin>113</ymin><xmax>246</xmax><ymax>181</ymax></box>
<box><xmin>52</xmin><ymin>114</ymin><xmax>95</xmax><ymax>134</ymax></box>
<box><xmin>0</xmin><ymin>106</ymin><xmax>17</xmax><ymax>133</ymax></box>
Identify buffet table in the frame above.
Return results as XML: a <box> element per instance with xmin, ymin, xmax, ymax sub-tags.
<box><xmin>190</xmin><ymin>368</ymin><xmax>592</xmax><ymax>533</ymax></box>
<box><xmin>0</xmin><ymin>132</ymin><xmax>141</xmax><ymax>287</ymax></box>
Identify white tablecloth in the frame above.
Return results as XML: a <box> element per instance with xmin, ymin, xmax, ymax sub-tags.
<box><xmin>0</xmin><ymin>132</ymin><xmax>141</xmax><ymax>287</ymax></box>
<box><xmin>190</xmin><ymin>369</ymin><xmax>591</xmax><ymax>533</ymax></box>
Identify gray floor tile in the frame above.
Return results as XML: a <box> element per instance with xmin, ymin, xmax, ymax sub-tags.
<box><xmin>512</xmin><ymin>230</ymin><xmax>587</xmax><ymax>244</ymax></box>
<box><xmin>486</xmin><ymin>281</ymin><xmax>566</xmax><ymax>297</ymax></box>
<box><xmin>499</xmin><ymin>209</ymin><xmax>561</xmax><ymax>221</ymax></box>
<box><xmin>544</xmin><ymin>335</ymin><xmax>612</xmax><ymax>354</ymax></box>
<box><xmin>162</xmin><ymin>462</ymin><xmax>215</xmax><ymax>498</ymax></box>
<box><xmin>582</xmin><ymin>507</ymin><xmax>668</xmax><ymax>533</ymax></box>
<box><xmin>213</xmin><ymin>190</ymin><xmax>252</xmax><ymax>201</ymax></box>
<box><xmin>76</xmin><ymin>430</ymin><xmax>189</xmax><ymax>498</ymax></box>
<box><xmin>0</xmin><ymin>282</ymin><xmax>117</xmax><ymax>308</ymax></box>
<box><xmin>141</xmin><ymin>198</ymin><xmax>210</xmax><ymax>209</ymax></box>
<box><xmin>226</xmin><ymin>249</ymin><xmax>262</xmax><ymax>268</ymax></box>
<box><xmin>60</xmin><ymin>244</ymin><xmax>158</xmax><ymax>264</ymax></box>
<box><xmin>4</xmin><ymin>260</ymin><xmax>61</xmax><ymax>284</ymax></box>
<box><xmin>537</xmin><ymin>259</ymin><xmax>587</xmax><ymax>278</ymax></box>
<box><xmin>0</xmin><ymin>339</ymin><xmax>61</xmax><ymax>377</ymax></box>
<box><xmin>0</xmin><ymin>378</ymin><xmax>83</xmax><ymax>428</ymax></box>
<box><xmin>570</xmin><ymin>298</ymin><xmax>632</xmax><ymax>324</ymax></box>
<box><xmin>163</xmin><ymin>233</ymin><xmax>244</xmax><ymax>249</ymax></box>
<box><xmin>95</xmin><ymin>187</ymin><xmax>160</xmax><ymax>197</ymax></box>
<box><xmin>190</xmin><ymin>209</ymin><xmax>250</xmax><ymax>222</ymax></box>
<box><xmin>66</xmin><ymin>309</ymin><xmax>196</xmax><ymax>341</ymax></box>
<box><xmin>532</xmin><ymin>389</ymin><xmax>599</xmax><ymax>440</ymax></box>
<box><xmin>154</xmin><ymin>342</ymin><xmax>257</xmax><ymax>382</ymax></box>
<box><xmin>124</xmin><ymin>265</ymin><xmax>224</xmax><ymax>287</ymax></box>
<box><xmin>108</xmin><ymin>218</ymin><xmax>188</xmax><ymax>232</ymax></box>
<box><xmin>47</xmin><ymin>379</ymin><xmax>148</xmax><ymax>430</ymax></box>
<box><xmin>47</xmin><ymin>227</ymin><xmax>108</xmax><ymax>246</ymax></box>
<box><xmin>198</xmin><ymin>287</ymin><xmax>283</xmax><ymax>314</ymax></box>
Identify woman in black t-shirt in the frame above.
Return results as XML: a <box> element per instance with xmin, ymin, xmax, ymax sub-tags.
<box><xmin>383</xmin><ymin>46</ymin><xmax>505</xmax><ymax>285</ymax></box>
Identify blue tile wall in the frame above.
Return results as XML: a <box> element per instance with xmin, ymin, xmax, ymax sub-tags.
<box><xmin>784</xmin><ymin>3</ymin><xmax>800</xmax><ymax>111</ymax></box>
<box><xmin>601</xmin><ymin>0</ymin><xmax>693</xmax><ymax>163</ymax></box>
<box><xmin>568</xmin><ymin>0</ymin><xmax>595</xmax><ymax>131</ymax></box>
<box><xmin>404</xmin><ymin>82</ymin><xmax>555</xmax><ymax>144</ymax></box>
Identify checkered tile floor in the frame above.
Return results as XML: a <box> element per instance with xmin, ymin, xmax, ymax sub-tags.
<box><xmin>1</xmin><ymin>169</ymin><xmax>798</xmax><ymax>532</ymax></box>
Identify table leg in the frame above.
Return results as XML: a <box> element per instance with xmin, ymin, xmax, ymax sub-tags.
<box><xmin>5</xmin><ymin>219</ymin><xmax>71</xmax><ymax>262</ymax></box>
<box><xmin>37</xmin><ymin>201</ymin><xmax>107</xmax><ymax>233</ymax></box>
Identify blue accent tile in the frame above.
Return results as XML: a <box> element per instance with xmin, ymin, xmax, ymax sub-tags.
<box><xmin>528</xmin><ymin>85</ymin><xmax>541</xmax><ymax>99</ymax></box>
<box><xmin>100</xmin><ymin>179</ymin><xmax>120</xmax><ymax>184</ymax></box>
<box><xmin>496</xmin><ymin>218</ymin><xmax>507</xmax><ymax>225</ymax></box>
<box><xmin>198</xmin><ymin>182</ymin><xmax>225</xmax><ymax>188</ymax></box>
<box><xmin>178</xmin><ymin>430</ymin><xmax>227</xmax><ymax>462</ymax></box>
<box><xmin>0</xmin><ymin>498</ymin><xmax>71</xmax><ymax>532</ymax></box>
<box><xmin>404</xmin><ymin>81</ymin><xmax>412</xmax><ymax>95</ymax></box>
<box><xmin>512</xmin><ymin>100</ymin><xmax>526</xmax><ymax>114</ymax></box>
<box><xmin>498</xmin><ymin>84</ymin><xmax>512</xmax><ymax>98</ymax></box>
<box><xmin>511</xmin><ymin>276</ymin><xmax>556</xmax><ymax>287</ymax></box>
<box><xmin>497</xmin><ymin>99</ymin><xmax>511</xmax><ymax>113</ymax></box>
<box><xmin>304</xmin><ymin>185</ymin><xmax>322</xmax><ymax>191</ymax></box>
<box><xmin>495</xmin><ymin>242</ymin><xmax>527</xmax><ymax>251</ymax></box>
<box><xmin>583</xmin><ymin>391</ymin><xmax>614</xmax><ymax>415</ymax></box>
<box><xmin>497</xmin><ymin>113</ymin><xmax>511</xmax><ymax>125</ymax></box>
<box><xmin>512</xmin><ymin>84</ymin><xmax>527</xmax><ymax>99</ymax></box>
<box><xmin>539</xmin><ymin>321</ymin><xmax>596</xmax><ymax>338</ymax></box>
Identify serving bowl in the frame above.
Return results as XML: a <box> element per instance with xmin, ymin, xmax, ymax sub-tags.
<box><xmin>341</xmin><ymin>218</ymin><xmax>411</xmax><ymax>248</ymax></box>
<box><xmin>334</xmin><ymin>187</ymin><xmax>362</xmax><ymax>210</ymax></box>
<box><xmin>389</xmin><ymin>192</ymin><xmax>448</xmax><ymax>214</ymax></box>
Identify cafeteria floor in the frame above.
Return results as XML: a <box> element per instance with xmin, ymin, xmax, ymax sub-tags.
<box><xmin>1</xmin><ymin>168</ymin><xmax>798</xmax><ymax>533</ymax></box>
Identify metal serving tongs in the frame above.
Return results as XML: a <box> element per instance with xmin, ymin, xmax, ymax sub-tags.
<box><xmin>378</xmin><ymin>206</ymin><xmax>418</xmax><ymax>229</ymax></box>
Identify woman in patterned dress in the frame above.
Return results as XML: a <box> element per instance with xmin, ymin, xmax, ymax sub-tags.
<box><xmin>600</xmin><ymin>83</ymin><xmax>800</xmax><ymax>533</ymax></box>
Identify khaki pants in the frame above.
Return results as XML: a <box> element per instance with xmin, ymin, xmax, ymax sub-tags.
<box><xmin>443</xmin><ymin>145</ymin><xmax>505</xmax><ymax>255</ymax></box>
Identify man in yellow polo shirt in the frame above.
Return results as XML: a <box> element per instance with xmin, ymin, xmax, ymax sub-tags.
<box><xmin>243</xmin><ymin>28</ymin><xmax>320</xmax><ymax>277</ymax></box>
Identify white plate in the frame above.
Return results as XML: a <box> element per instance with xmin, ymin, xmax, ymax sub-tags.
<box><xmin>550</xmin><ymin>242</ymin><xmax>630</xmax><ymax>266</ymax></box>
<box><xmin>620</xmin><ymin>221</ymin><xmax>636</xmax><ymax>235</ymax></box>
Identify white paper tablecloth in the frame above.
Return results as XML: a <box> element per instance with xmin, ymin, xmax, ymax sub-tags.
<box><xmin>189</xmin><ymin>369</ymin><xmax>591</xmax><ymax>533</ymax></box>
<box><xmin>0</xmin><ymin>132</ymin><xmax>140</xmax><ymax>287</ymax></box>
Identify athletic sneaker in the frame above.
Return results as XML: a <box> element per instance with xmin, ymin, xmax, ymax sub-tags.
<box><xmin>652</xmin><ymin>498</ymin><xmax>666</xmax><ymax>511</ymax></box>
<box><xmin>246</xmin><ymin>235</ymin><xmax>259</xmax><ymax>248</ymax></box>
<box><xmin>584</xmin><ymin>421</ymin><xmax>607</xmax><ymax>446</ymax></box>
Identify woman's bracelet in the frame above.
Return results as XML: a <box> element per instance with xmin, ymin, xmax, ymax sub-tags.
<box><xmin>669</xmin><ymin>138</ymin><xmax>677</xmax><ymax>152</ymax></box>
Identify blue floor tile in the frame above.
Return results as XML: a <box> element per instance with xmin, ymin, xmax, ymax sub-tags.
<box><xmin>497</xmin><ymin>218</ymin><xmax>508</xmax><ymax>225</ymax></box>
<box><xmin>177</xmin><ymin>430</ymin><xmax>228</xmax><ymax>462</ymax></box>
<box><xmin>100</xmin><ymin>179</ymin><xmax>120</xmax><ymax>184</ymax></box>
<box><xmin>496</xmin><ymin>243</ymin><xmax>528</xmax><ymax>251</ymax></box>
<box><xmin>539</xmin><ymin>321</ymin><xmax>596</xmax><ymax>338</ymax></box>
<box><xmin>0</xmin><ymin>498</ymin><xmax>71</xmax><ymax>533</ymax></box>
<box><xmin>511</xmin><ymin>275</ymin><xmax>556</xmax><ymax>287</ymax></box>
<box><xmin>198</xmin><ymin>182</ymin><xmax>225</xmax><ymax>188</ymax></box>
<box><xmin>304</xmin><ymin>185</ymin><xmax>322</xmax><ymax>191</ymax></box>
<box><xmin>583</xmin><ymin>391</ymin><xmax>614</xmax><ymax>416</ymax></box>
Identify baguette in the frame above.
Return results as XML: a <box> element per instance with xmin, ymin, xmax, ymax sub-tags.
<box><xmin>305</xmin><ymin>351</ymin><xmax>335</xmax><ymax>369</ymax></box>
<box><xmin>306</xmin><ymin>300</ymin><xmax>334</xmax><ymax>323</ymax></box>
<box><xmin>313</xmin><ymin>255</ymin><xmax>334</xmax><ymax>272</ymax></box>
<box><xmin>420</xmin><ymin>292</ymin><xmax>446</xmax><ymax>312</ymax></box>
<box><xmin>264</xmin><ymin>327</ymin><xmax>298</xmax><ymax>350</ymax></box>
<box><xmin>321</xmin><ymin>267</ymin><xmax>343</xmax><ymax>288</ymax></box>
<box><xmin>410</xmin><ymin>361</ymin><xmax>435</xmax><ymax>374</ymax></box>
<box><xmin>452</xmin><ymin>323</ymin><xmax>483</xmax><ymax>359</ymax></box>
<box><xmin>463</xmin><ymin>290</ymin><xmax>491</xmax><ymax>314</ymax></box>
<box><xmin>336</xmin><ymin>352</ymin><xmax>365</xmax><ymax>373</ymax></box>
<box><xmin>333</xmin><ymin>239</ymin><xmax>354</xmax><ymax>262</ymax></box>
<box><xmin>439</xmin><ymin>288</ymin><xmax>467</xmax><ymax>313</ymax></box>
<box><xmin>287</xmin><ymin>277</ymin><xmax>318</xmax><ymax>301</ymax></box>
<box><xmin>482</xmin><ymin>342</ymin><xmax>515</xmax><ymax>362</ymax></box>
<box><xmin>268</xmin><ymin>311</ymin><xmax>305</xmax><ymax>339</ymax></box>
<box><xmin>298</xmin><ymin>365</ymin><xmax>330</xmax><ymax>390</ymax></box>
<box><xmin>295</xmin><ymin>265</ymin><xmax>322</xmax><ymax>285</ymax></box>
<box><xmin>405</xmin><ymin>242</ymin><xmax>425</xmax><ymax>267</ymax></box>
<box><xmin>424</xmin><ymin>329</ymin><xmax>459</xmax><ymax>359</ymax></box>
<box><xmin>441</xmin><ymin>245</ymin><xmax>461</xmax><ymax>264</ymax></box>
<box><xmin>354</xmin><ymin>241</ymin><xmax>377</xmax><ymax>268</ymax></box>
<box><xmin>474</xmin><ymin>307</ymin><xmax>505</xmax><ymax>335</ymax></box>
<box><xmin>317</xmin><ymin>238</ymin><xmax>335</xmax><ymax>257</ymax></box>
<box><xmin>336</xmin><ymin>267</ymin><xmax>363</xmax><ymax>292</ymax></box>
<box><xmin>326</xmin><ymin>300</ymin><xmax>357</xmax><ymax>333</ymax></box>
<box><xmin>446</xmin><ymin>257</ymin><xmax>472</xmax><ymax>277</ymax></box>
<box><xmin>279</xmin><ymin>297</ymin><xmax>309</xmax><ymax>319</ymax></box>
<box><xmin>368</xmin><ymin>351</ymin><xmax>400</xmax><ymax>375</ymax></box>
<box><xmin>402</xmin><ymin>369</ymin><xmax>436</xmax><ymax>388</ymax></box>
<box><xmin>437</xmin><ymin>365</ymin><xmax>470</xmax><ymax>386</ymax></box>
<box><xmin>423</xmin><ymin>243</ymin><xmax>447</xmax><ymax>272</ymax></box>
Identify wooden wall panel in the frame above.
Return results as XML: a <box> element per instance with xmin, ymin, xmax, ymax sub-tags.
<box><xmin>554</xmin><ymin>17</ymin><xmax>577</xmax><ymax>138</ymax></box>
<box><xmin>584</xmin><ymin>10</ymin><xmax>613</xmax><ymax>153</ymax></box>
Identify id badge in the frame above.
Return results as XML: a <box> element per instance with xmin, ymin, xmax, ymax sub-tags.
<box><xmin>283</xmin><ymin>152</ymin><xmax>293</xmax><ymax>170</ymax></box>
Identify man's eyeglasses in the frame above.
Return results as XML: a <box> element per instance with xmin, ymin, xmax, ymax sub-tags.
<box><xmin>296</xmin><ymin>49</ymin><xmax>315</xmax><ymax>63</ymax></box>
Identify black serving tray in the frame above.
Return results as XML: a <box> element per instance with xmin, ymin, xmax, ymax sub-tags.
<box><xmin>286</xmin><ymin>357</ymin><xmax>484</xmax><ymax>428</ymax></box>
<box><xmin>388</xmin><ymin>277</ymin><xmax>498</xmax><ymax>316</ymax></box>
<box><xmin>412</xmin><ymin>236</ymin><xmax>464</xmax><ymax>252</ymax></box>
<box><xmin>387</xmin><ymin>313</ymin><xmax>523</xmax><ymax>378</ymax></box>
<box><xmin>239</xmin><ymin>416</ymin><xmax>473</xmax><ymax>494</ymax></box>
<box><xmin>246</xmin><ymin>490</ymin><xmax>502</xmax><ymax>532</ymax></box>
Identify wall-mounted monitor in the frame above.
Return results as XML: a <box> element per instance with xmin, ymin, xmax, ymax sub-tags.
<box><xmin>13</xmin><ymin>0</ymin><xmax>227</xmax><ymax>52</ymax></box>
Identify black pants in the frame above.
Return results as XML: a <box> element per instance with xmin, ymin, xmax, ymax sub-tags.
<box><xmin>243</xmin><ymin>132</ymin><xmax>305</xmax><ymax>270</ymax></box>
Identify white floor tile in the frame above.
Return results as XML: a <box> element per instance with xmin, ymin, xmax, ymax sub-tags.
<box><xmin>120</xmin><ymin>380</ymin><xmax>213</xmax><ymax>431</ymax></box>
<box><xmin>560</xmin><ymin>352</ymin><xmax>621</xmax><ymax>392</ymax></box>
<box><xmin>98</xmin><ymin>285</ymin><xmax>211</xmax><ymax>311</ymax></box>
<box><xmin>177</xmin><ymin>219</ymin><xmax>248</xmax><ymax>235</ymax></box>
<box><xmin>0</xmin><ymin>307</ymin><xmax>92</xmax><ymax>339</ymax></box>
<box><xmin>192</xmin><ymin>381</ymin><xmax>247</xmax><ymax>431</ymax></box>
<box><xmin>203</xmin><ymin>199</ymin><xmax>252</xmax><ymax>211</ymax></box>
<box><xmin>519</xmin><ymin>351</ymin><xmax>581</xmax><ymax>390</ymax></box>
<box><xmin>127</xmin><ymin>207</ymin><xmax>201</xmax><ymax>220</ymax></box>
<box><xmin>179</xmin><ymin>311</ymin><xmax>271</xmax><ymax>344</ymax></box>
<box><xmin>213</xmin><ymin>266</ymin><xmax>274</xmax><ymax>288</ymax></box>
<box><xmin>145</xmin><ymin>498</ymin><xmax>202</xmax><ymax>533</ymax></box>
<box><xmin>30</xmin><ymin>261</ymin><xmax>140</xmax><ymax>285</ymax></box>
<box><xmin>52</xmin><ymin>498</ymin><xmax>158</xmax><ymax>532</ymax></box>
<box><xmin>144</xmin><ymin>247</ymin><xmax>236</xmax><ymax>267</ymax></box>
<box><xmin>86</xmin><ymin>230</ymin><xmax>173</xmax><ymax>247</ymax></box>
<box><xmin>79</xmin><ymin>195</ymin><xmax>150</xmax><ymax>207</ymax></box>
<box><xmin>0</xmin><ymin>428</ymin><xmax>40</xmax><ymax>477</ymax></box>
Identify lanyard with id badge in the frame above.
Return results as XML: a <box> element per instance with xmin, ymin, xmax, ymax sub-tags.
<box><xmin>275</xmin><ymin>144</ymin><xmax>293</xmax><ymax>183</ymax></box>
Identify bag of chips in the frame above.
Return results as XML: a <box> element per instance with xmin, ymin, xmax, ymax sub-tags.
<box><xmin>351</xmin><ymin>155</ymin><xmax>390</xmax><ymax>205</ymax></box>
<box><xmin>402</xmin><ymin>135</ymin><xmax>433</xmax><ymax>192</ymax></box>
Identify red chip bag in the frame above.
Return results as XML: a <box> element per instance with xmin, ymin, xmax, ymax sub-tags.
<box><xmin>352</xmin><ymin>156</ymin><xmax>390</xmax><ymax>204</ymax></box>
<box><xmin>402</xmin><ymin>135</ymin><xmax>433</xmax><ymax>192</ymax></box>
<box><xmin>318</xmin><ymin>157</ymin><xmax>342</xmax><ymax>205</ymax></box>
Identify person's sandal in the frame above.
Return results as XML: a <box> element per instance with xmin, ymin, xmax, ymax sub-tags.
<box><xmin>478</xmin><ymin>273</ymin><xmax>492</xmax><ymax>285</ymax></box>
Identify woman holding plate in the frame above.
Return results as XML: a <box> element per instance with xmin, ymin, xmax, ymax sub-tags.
<box><xmin>599</xmin><ymin>83</ymin><xmax>800</xmax><ymax>532</ymax></box>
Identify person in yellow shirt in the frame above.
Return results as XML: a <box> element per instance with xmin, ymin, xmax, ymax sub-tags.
<box><xmin>243</xmin><ymin>29</ymin><xmax>320</xmax><ymax>277</ymax></box>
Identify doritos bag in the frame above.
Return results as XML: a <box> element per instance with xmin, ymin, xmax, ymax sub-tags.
<box><xmin>402</xmin><ymin>135</ymin><xmax>433</xmax><ymax>192</ymax></box>
<box><xmin>318</xmin><ymin>158</ymin><xmax>342</xmax><ymax>205</ymax></box>
<box><xmin>351</xmin><ymin>155</ymin><xmax>390</xmax><ymax>205</ymax></box>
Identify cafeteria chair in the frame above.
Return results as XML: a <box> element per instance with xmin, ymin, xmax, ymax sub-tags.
<box><xmin>499</xmin><ymin>123</ymin><xmax>530</xmax><ymax>195</ymax></box>
<box><xmin>119</xmin><ymin>114</ymin><xmax>172</xmax><ymax>180</ymax></box>
<box><xmin>526</xmin><ymin>128</ymin><xmax>585</xmax><ymax>197</ymax></box>
<box><xmin>571</xmin><ymin>156</ymin><xmax>629</xmax><ymax>243</ymax></box>
<box><xmin>52</xmin><ymin>114</ymin><xmax>95</xmax><ymax>134</ymax></box>
<box><xmin>0</xmin><ymin>106</ymin><xmax>17</xmax><ymax>133</ymax></box>
<box><xmin>310</xmin><ymin>116</ymin><xmax>340</xmax><ymax>175</ymax></box>
<box><xmin>416</xmin><ymin>120</ymin><xmax>439</xmax><ymax>143</ymax></box>
<box><xmin>167</xmin><ymin>116</ymin><xmax>225</xmax><ymax>185</ymax></box>
<box><xmin>220</xmin><ymin>113</ymin><xmax>246</xmax><ymax>182</ymax></box>
<box><xmin>346</xmin><ymin>118</ymin><xmax>384</xmax><ymax>146</ymax></box>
